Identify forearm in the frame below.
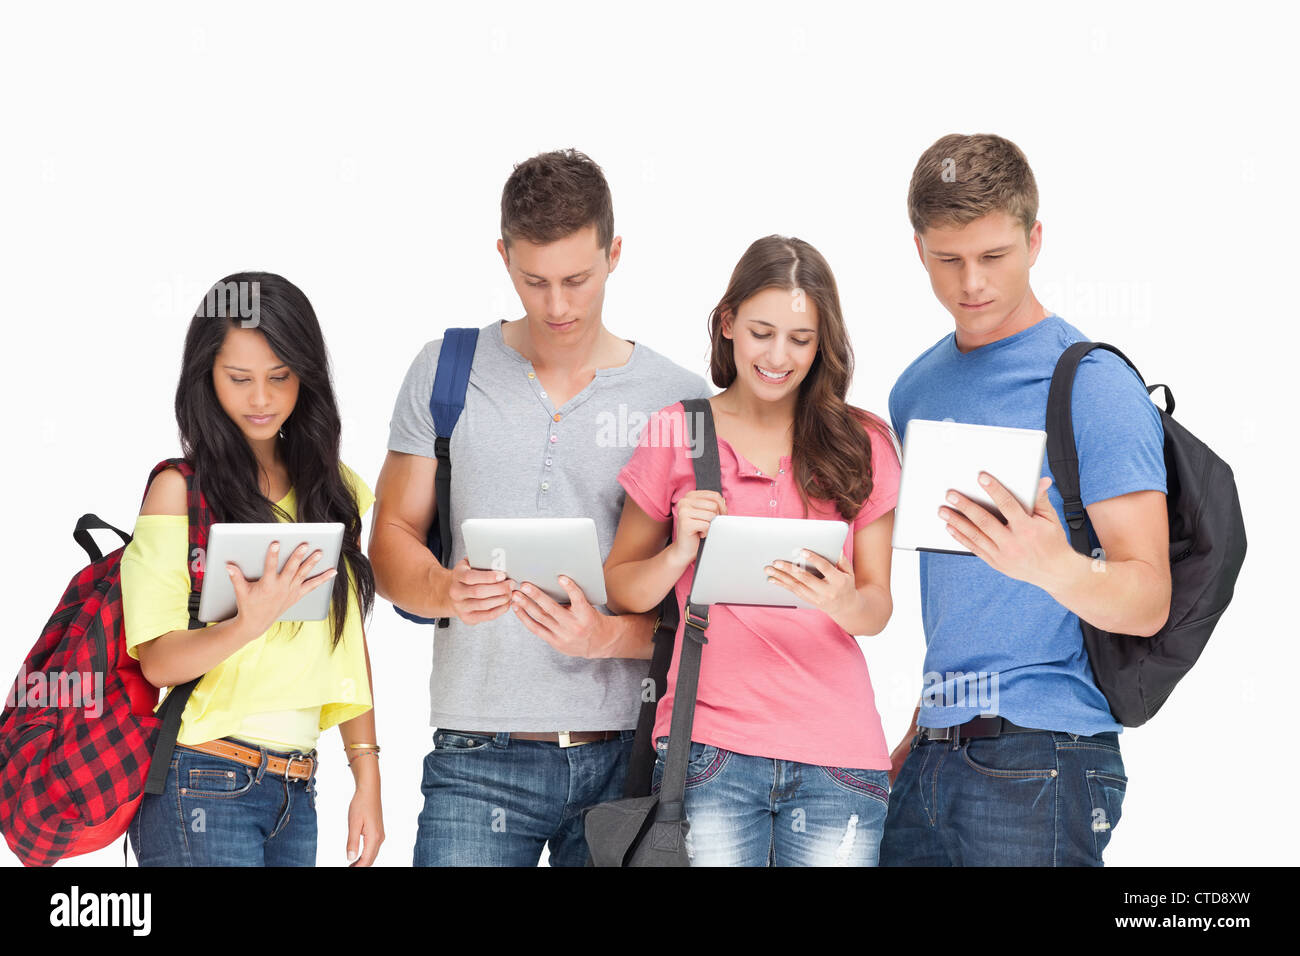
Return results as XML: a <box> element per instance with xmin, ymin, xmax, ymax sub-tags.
<box><xmin>829</xmin><ymin>583</ymin><xmax>893</xmax><ymax>637</ymax></box>
<box><xmin>594</xmin><ymin>609</ymin><xmax>658</xmax><ymax>660</ymax></box>
<box><xmin>605</xmin><ymin>545</ymin><xmax>692</xmax><ymax>615</ymax></box>
<box><xmin>370</xmin><ymin>522</ymin><xmax>452</xmax><ymax>618</ymax></box>
<box><xmin>136</xmin><ymin>616</ymin><xmax>261</xmax><ymax>688</ymax></box>
<box><xmin>339</xmin><ymin>630</ymin><xmax>380</xmax><ymax>790</ymax></box>
<box><xmin>1042</xmin><ymin>548</ymin><xmax>1171</xmax><ymax>637</ymax></box>
<box><xmin>339</xmin><ymin>709</ymin><xmax>380</xmax><ymax>792</ymax></box>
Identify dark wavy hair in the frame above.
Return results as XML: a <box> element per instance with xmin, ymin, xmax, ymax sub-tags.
<box><xmin>708</xmin><ymin>236</ymin><xmax>892</xmax><ymax>522</ymax></box>
<box><xmin>174</xmin><ymin>271</ymin><xmax>374</xmax><ymax>647</ymax></box>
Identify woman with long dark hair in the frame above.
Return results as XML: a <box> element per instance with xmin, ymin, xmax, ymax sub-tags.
<box><xmin>605</xmin><ymin>236</ymin><xmax>900</xmax><ymax>865</ymax></box>
<box><xmin>121</xmin><ymin>272</ymin><xmax>384</xmax><ymax>866</ymax></box>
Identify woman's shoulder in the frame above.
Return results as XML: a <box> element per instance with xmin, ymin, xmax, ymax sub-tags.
<box><xmin>338</xmin><ymin>461</ymin><xmax>375</xmax><ymax>513</ymax></box>
<box><xmin>139</xmin><ymin>465</ymin><xmax>188</xmax><ymax>517</ymax></box>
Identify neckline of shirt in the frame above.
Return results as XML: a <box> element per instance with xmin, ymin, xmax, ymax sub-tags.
<box><xmin>490</xmin><ymin>318</ymin><xmax>641</xmax><ymax>378</ymax></box>
<box><xmin>681</xmin><ymin>402</ymin><xmax>793</xmax><ymax>478</ymax></box>
<box><xmin>948</xmin><ymin>312</ymin><xmax>1060</xmax><ymax>359</ymax></box>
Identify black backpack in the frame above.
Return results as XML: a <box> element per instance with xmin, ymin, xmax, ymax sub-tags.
<box><xmin>1047</xmin><ymin>342</ymin><xmax>1247</xmax><ymax>726</ymax></box>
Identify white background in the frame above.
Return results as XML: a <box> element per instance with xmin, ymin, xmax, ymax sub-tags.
<box><xmin>1</xmin><ymin>1</ymin><xmax>1292</xmax><ymax>867</ymax></box>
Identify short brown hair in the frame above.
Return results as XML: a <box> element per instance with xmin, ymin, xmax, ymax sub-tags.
<box><xmin>907</xmin><ymin>133</ymin><xmax>1038</xmax><ymax>238</ymax></box>
<box><xmin>500</xmin><ymin>148</ymin><xmax>615</xmax><ymax>253</ymax></box>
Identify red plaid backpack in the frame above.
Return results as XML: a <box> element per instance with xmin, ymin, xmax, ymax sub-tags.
<box><xmin>0</xmin><ymin>458</ymin><xmax>212</xmax><ymax>866</ymax></box>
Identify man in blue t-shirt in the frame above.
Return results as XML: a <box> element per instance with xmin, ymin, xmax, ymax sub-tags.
<box><xmin>880</xmin><ymin>134</ymin><xmax>1171</xmax><ymax>866</ymax></box>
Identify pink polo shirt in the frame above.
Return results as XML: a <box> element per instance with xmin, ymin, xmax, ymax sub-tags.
<box><xmin>617</xmin><ymin>401</ymin><xmax>901</xmax><ymax>770</ymax></box>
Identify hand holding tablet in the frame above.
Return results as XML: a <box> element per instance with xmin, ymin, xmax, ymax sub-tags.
<box><xmin>892</xmin><ymin>419</ymin><xmax>1048</xmax><ymax>554</ymax></box>
<box><xmin>198</xmin><ymin>522</ymin><xmax>344</xmax><ymax>624</ymax></box>
<box><xmin>461</xmin><ymin>518</ymin><xmax>608</xmax><ymax>606</ymax></box>
<box><xmin>688</xmin><ymin>515</ymin><xmax>850</xmax><ymax>609</ymax></box>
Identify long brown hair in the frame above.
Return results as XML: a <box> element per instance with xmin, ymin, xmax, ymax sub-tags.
<box><xmin>708</xmin><ymin>235</ymin><xmax>889</xmax><ymax>522</ymax></box>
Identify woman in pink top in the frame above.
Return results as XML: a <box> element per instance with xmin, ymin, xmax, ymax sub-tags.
<box><xmin>605</xmin><ymin>235</ymin><xmax>900</xmax><ymax>866</ymax></box>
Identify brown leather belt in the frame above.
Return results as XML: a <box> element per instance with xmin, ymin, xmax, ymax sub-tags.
<box><xmin>456</xmin><ymin>730</ymin><xmax>622</xmax><ymax>748</ymax></box>
<box><xmin>177</xmin><ymin>738</ymin><xmax>317</xmax><ymax>781</ymax></box>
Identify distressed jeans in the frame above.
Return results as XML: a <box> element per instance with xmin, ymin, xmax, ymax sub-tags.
<box><xmin>879</xmin><ymin>729</ymin><xmax>1127</xmax><ymax>866</ymax></box>
<box><xmin>651</xmin><ymin>738</ymin><xmax>891</xmax><ymax>866</ymax></box>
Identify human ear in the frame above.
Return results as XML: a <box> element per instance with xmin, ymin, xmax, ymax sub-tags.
<box><xmin>720</xmin><ymin>308</ymin><xmax>735</xmax><ymax>339</ymax></box>
<box><xmin>1026</xmin><ymin>220</ymin><xmax>1043</xmax><ymax>268</ymax></box>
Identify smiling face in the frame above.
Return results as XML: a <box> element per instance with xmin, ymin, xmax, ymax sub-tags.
<box><xmin>915</xmin><ymin>211</ymin><xmax>1045</xmax><ymax>350</ymax></box>
<box><xmin>497</xmin><ymin>223</ymin><xmax>621</xmax><ymax>341</ymax></box>
<box><xmin>722</xmin><ymin>286</ymin><xmax>820</xmax><ymax>404</ymax></box>
<box><xmin>211</xmin><ymin>324</ymin><xmax>299</xmax><ymax>445</ymax></box>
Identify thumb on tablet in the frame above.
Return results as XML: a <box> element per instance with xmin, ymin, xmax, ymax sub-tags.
<box><xmin>558</xmin><ymin>575</ymin><xmax>590</xmax><ymax>609</ymax></box>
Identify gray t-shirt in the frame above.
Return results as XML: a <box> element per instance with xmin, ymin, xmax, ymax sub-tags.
<box><xmin>388</xmin><ymin>319</ymin><xmax>712</xmax><ymax>731</ymax></box>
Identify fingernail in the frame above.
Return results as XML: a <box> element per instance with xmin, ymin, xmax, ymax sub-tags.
<box><xmin>946</xmin><ymin>493</ymin><xmax>959</xmax><ymax>505</ymax></box>
<box><xmin>271</xmin><ymin>542</ymin><xmax>280</xmax><ymax>551</ymax></box>
<box><xmin>227</xmin><ymin>566</ymin><xmax>235</xmax><ymax>576</ymax></box>
<box><xmin>347</xmin><ymin>849</ymin><xmax>358</xmax><ymax>862</ymax></box>
<box><xmin>496</xmin><ymin>572</ymin><xmax>505</xmax><ymax>581</ymax></box>
<box><xmin>938</xmin><ymin>508</ymin><xmax>947</xmax><ymax>519</ymax></box>
<box><xmin>978</xmin><ymin>473</ymin><xmax>991</xmax><ymax>486</ymax></box>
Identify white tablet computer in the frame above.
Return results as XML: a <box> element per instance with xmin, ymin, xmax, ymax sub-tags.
<box><xmin>892</xmin><ymin>418</ymin><xmax>1047</xmax><ymax>554</ymax></box>
<box><xmin>461</xmin><ymin>517</ymin><xmax>607</xmax><ymax>606</ymax></box>
<box><xmin>198</xmin><ymin>522</ymin><xmax>345</xmax><ymax>623</ymax></box>
<box><xmin>688</xmin><ymin>515</ymin><xmax>849</xmax><ymax>610</ymax></box>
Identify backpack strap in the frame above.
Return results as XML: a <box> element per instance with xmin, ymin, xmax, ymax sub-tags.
<box><xmin>630</xmin><ymin>398</ymin><xmax>721</xmax><ymax>815</ymax></box>
<box><xmin>141</xmin><ymin>458</ymin><xmax>212</xmax><ymax>796</ymax></box>
<box><xmin>1046</xmin><ymin>341</ymin><xmax>1159</xmax><ymax>555</ymax></box>
<box><xmin>72</xmin><ymin>514</ymin><xmax>132</xmax><ymax>564</ymax></box>
<box><xmin>393</xmin><ymin>328</ymin><xmax>480</xmax><ymax>628</ymax></box>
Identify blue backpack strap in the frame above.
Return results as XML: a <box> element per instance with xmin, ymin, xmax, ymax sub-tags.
<box><xmin>394</xmin><ymin>328</ymin><xmax>479</xmax><ymax>627</ymax></box>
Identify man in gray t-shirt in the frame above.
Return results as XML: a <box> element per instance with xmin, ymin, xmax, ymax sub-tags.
<box><xmin>370</xmin><ymin>149</ymin><xmax>710</xmax><ymax>867</ymax></box>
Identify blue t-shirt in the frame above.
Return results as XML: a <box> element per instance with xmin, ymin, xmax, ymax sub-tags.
<box><xmin>888</xmin><ymin>314</ymin><xmax>1166</xmax><ymax>736</ymax></box>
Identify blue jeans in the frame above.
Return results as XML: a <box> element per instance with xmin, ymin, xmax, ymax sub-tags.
<box><xmin>413</xmin><ymin>729</ymin><xmax>635</xmax><ymax>867</ymax></box>
<box><xmin>129</xmin><ymin>741</ymin><xmax>318</xmax><ymax>867</ymax></box>
<box><xmin>650</xmin><ymin>738</ymin><xmax>891</xmax><ymax>866</ymax></box>
<box><xmin>879</xmin><ymin>730</ymin><xmax>1127</xmax><ymax>866</ymax></box>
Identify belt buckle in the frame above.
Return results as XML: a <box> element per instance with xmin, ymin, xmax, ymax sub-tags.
<box><xmin>282</xmin><ymin>751</ymin><xmax>314</xmax><ymax>781</ymax></box>
<box><xmin>684</xmin><ymin>603</ymin><xmax>709</xmax><ymax>630</ymax></box>
<box><xmin>557</xmin><ymin>731</ymin><xmax>590</xmax><ymax>749</ymax></box>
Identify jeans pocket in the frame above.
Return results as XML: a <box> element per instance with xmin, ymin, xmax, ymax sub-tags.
<box><xmin>819</xmin><ymin>766</ymin><xmax>891</xmax><ymax>806</ymax></box>
<box><xmin>652</xmin><ymin>738</ymin><xmax>726</xmax><ymax>790</ymax></box>
<box><xmin>960</xmin><ymin>735</ymin><xmax>1057</xmax><ymax>779</ymax></box>
<box><xmin>181</xmin><ymin>764</ymin><xmax>255</xmax><ymax>799</ymax></box>
<box><xmin>431</xmin><ymin>730</ymin><xmax>492</xmax><ymax>753</ymax></box>
<box><xmin>1085</xmin><ymin>769</ymin><xmax>1127</xmax><ymax>861</ymax></box>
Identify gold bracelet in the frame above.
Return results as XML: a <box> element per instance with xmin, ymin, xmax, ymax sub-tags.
<box><xmin>344</xmin><ymin>743</ymin><xmax>381</xmax><ymax>751</ymax></box>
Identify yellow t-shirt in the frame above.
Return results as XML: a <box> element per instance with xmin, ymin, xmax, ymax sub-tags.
<box><xmin>120</xmin><ymin>462</ymin><xmax>375</xmax><ymax>752</ymax></box>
